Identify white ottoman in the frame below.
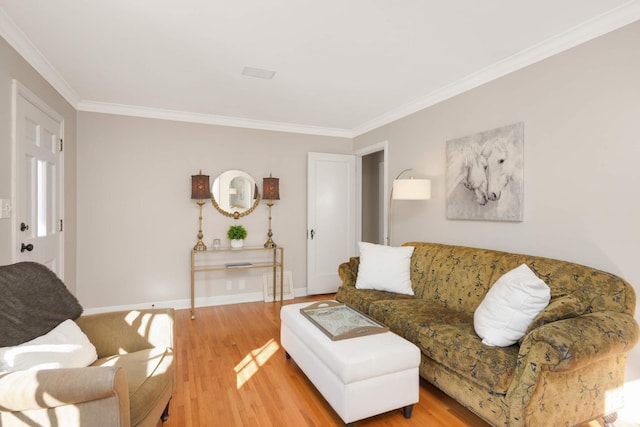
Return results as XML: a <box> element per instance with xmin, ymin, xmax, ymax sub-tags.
<box><xmin>280</xmin><ymin>302</ymin><xmax>420</xmax><ymax>426</ymax></box>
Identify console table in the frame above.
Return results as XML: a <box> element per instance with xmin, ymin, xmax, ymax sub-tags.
<box><xmin>190</xmin><ymin>246</ymin><xmax>284</xmax><ymax>319</ymax></box>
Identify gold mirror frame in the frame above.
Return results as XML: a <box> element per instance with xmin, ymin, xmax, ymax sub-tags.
<box><xmin>210</xmin><ymin>170</ymin><xmax>261</xmax><ymax>219</ymax></box>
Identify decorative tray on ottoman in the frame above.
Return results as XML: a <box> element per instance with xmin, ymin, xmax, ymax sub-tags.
<box><xmin>300</xmin><ymin>300</ymin><xmax>389</xmax><ymax>341</ymax></box>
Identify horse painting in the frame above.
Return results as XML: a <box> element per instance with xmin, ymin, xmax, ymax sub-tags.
<box><xmin>446</xmin><ymin>123</ymin><xmax>524</xmax><ymax>221</ymax></box>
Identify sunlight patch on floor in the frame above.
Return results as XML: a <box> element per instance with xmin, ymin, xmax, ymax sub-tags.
<box><xmin>235</xmin><ymin>338</ymin><xmax>280</xmax><ymax>389</ymax></box>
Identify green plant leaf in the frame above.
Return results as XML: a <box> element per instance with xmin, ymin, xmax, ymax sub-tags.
<box><xmin>227</xmin><ymin>225</ymin><xmax>247</xmax><ymax>240</ymax></box>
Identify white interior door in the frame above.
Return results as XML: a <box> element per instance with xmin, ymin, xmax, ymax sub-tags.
<box><xmin>13</xmin><ymin>81</ymin><xmax>64</xmax><ymax>276</ymax></box>
<box><xmin>307</xmin><ymin>152</ymin><xmax>357</xmax><ymax>295</ymax></box>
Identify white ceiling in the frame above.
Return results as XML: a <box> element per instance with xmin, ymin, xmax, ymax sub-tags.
<box><xmin>1</xmin><ymin>1</ymin><xmax>639</xmax><ymax>137</ymax></box>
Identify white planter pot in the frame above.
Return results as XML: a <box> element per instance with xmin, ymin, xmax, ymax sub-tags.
<box><xmin>230</xmin><ymin>239</ymin><xmax>244</xmax><ymax>249</ymax></box>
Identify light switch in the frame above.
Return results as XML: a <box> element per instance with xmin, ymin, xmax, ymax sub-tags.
<box><xmin>0</xmin><ymin>199</ymin><xmax>10</xmax><ymax>219</ymax></box>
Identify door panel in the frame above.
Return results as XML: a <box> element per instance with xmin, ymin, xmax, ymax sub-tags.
<box><xmin>307</xmin><ymin>153</ymin><xmax>356</xmax><ymax>294</ymax></box>
<box><xmin>14</xmin><ymin>82</ymin><xmax>63</xmax><ymax>275</ymax></box>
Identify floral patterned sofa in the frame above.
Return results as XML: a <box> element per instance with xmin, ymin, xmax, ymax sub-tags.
<box><xmin>335</xmin><ymin>242</ymin><xmax>639</xmax><ymax>427</ymax></box>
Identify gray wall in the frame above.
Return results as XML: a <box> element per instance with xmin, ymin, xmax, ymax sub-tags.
<box><xmin>76</xmin><ymin>112</ymin><xmax>352</xmax><ymax>309</ymax></box>
<box><xmin>355</xmin><ymin>21</ymin><xmax>640</xmax><ymax>380</ymax></box>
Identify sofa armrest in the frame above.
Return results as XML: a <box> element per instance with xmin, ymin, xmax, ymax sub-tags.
<box><xmin>506</xmin><ymin>312</ymin><xmax>638</xmax><ymax>424</ymax></box>
<box><xmin>76</xmin><ymin>308</ymin><xmax>174</xmax><ymax>358</ymax></box>
<box><xmin>0</xmin><ymin>367</ymin><xmax>129</xmax><ymax>419</ymax></box>
<box><xmin>519</xmin><ymin>311</ymin><xmax>639</xmax><ymax>372</ymax></box>
<box><xmin>338</xmin><ymin>257</ymin><xmax>360</xmax><ymax>287</ymax></box>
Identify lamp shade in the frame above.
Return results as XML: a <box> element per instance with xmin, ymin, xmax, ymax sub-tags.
<box><xmin>392</xmin><ymin>178</ymin><xmax>431</xmax><ymax>200</ymax></box>
<box><xmin>263</xmin><ymin>176</ymin><xmax>280</xmax><ymax>200</ymax></box>
<box><xmin>191</xmin><ymin>173</ymin><xmax>211</xmax><ymax>200</ymax></box>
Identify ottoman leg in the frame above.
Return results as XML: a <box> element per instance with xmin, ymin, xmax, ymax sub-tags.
<box><xmin>285</xmin><ymin>351</ymin><xmax>291</xmax><ymax>360</ymax></box>
<box><xmin>402</xmin><ymin>404</ymin><xmax>414</xmax><ymax>419</ymax></box>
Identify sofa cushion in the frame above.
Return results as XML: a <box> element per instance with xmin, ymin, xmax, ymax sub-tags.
<box><xmin>0</xmin><ymin>262</ymin><xmax>83</xmax><ymax>347</ymax></box>
<box><xmin>368</xmin><ymin>299</ymin><xmax>518</xmax><ymax>393</ymax></box>
<box><xmin>474</xmin><ymin>264</ymin><xmax>551</xmax><ymax>347</ymax></box>
<box><xmin>92</xmin><ymin>347</ymin><xmax>174</xmax><ymax>426</ymax></box>
<box><xmin>368</xmin><ymin>299</ymin><xmax>456</xmax><ymax>343</ymax></box>
<box><xmin>403</xmin><ymin>243</ymin><xmax>503</xmax><ymax>313</ymax></box>
<box><xmin>336</xmin><ymin>285</ymin><xmax>414</xmax><ymax>315</ymax></box>
<box><xmin>0</xmin><ymin>319</ymin><xmax>97</xmax><ymax>373</ymax></box>
<box><xmin>416</xmin><ymin>315</ymin><xmax>518</xmax><ymax>394</ymax></box>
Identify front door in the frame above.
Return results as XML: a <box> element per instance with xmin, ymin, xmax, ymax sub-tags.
<box><xmin>13</xmin><ymin>81</ymin><xmax>64</xmax><ymax>276</ymax></box>
<box><xmin>307</xmin><ymin>152</ymin><xmax>357</xmax><ymax>295</ymax></box>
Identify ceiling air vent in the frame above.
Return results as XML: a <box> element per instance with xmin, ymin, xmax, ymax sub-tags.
<box><xmin>241</xmin><ymin>66</ymin><xmax>276</xmax><ymax>80</ymax></box>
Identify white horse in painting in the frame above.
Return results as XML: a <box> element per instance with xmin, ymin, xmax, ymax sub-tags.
<box><xmin>482</xmin><ymin>137</ymin><xmax>517</xmax><ymax>202</ymax></box>
<box><xmin>481</xmin><ymin>136</ymin><xmax>522</xmax><ymax>219</ymax></box>
<box><xmin>447</xmin><ymin>142</ymin><xmax>488</xmax><ymax>205</ymax></box>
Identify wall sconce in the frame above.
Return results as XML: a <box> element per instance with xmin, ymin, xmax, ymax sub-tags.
<box><xmin>262</xmin><ymin>174</ymin><xmax>280</xmax><ymax>248</ymax></box>
<box><xmin>387</xmin><ymin>168</ymin><xmax>431</xmax><ymax>245</ymax></box>
<box><xmin>191</xmin><ymin>170</ymin><xmax>211</xmax><ymax>251</ymax></box>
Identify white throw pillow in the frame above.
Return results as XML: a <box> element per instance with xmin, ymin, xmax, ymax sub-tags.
<box><xmin>474</xmin><ymin>264</ymin><xmax>550</xmax><ymax>347</ymax></box>
<box><xmin>355</xmin><ymin>242</ymin><xmax>415</xmax><ymax>295</ymax></box>
<box><xmin>0</xmin><ymin>319</ymin><xmax>97</xmax><ymax>373</ymax></box>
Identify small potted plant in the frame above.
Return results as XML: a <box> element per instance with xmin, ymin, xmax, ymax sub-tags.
<box><xmin>227</xmin><ymin>225</ymin><xmax>247</xmax><ymax>248</ymax></box>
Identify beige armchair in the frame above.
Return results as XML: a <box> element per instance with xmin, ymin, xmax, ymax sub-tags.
<box><xmin>0</xmin><ymin>262</ymin><xmax>175</xmax><ymax>427</ymax></box>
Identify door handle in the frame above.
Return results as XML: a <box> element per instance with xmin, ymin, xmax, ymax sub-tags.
<box><xmin>20</xmin><ymin>222</ymin><xmax>29</xmax><ymax>232</ymax></box>
<box><xmin>310</xmin><ymin>229</ymin><xmax>315</xmax><ymax>240</ymax></box>
<box><xmin>20</xmin><ymin>243</ymin><xmax>34</xmax><ymax>253</ymax></box>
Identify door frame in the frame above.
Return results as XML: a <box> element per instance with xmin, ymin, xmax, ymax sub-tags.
<box><xmin>11</xmin><ymin>79</ymin><xmax>65</xmax><ymax>276</ymax></box>
<box><xmin>355</xmin><ymin>140</ymin><xmax>389</xmax><ymax>246</ymax></box>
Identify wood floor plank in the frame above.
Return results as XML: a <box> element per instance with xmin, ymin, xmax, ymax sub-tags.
<box><xmin>164</xmin><ymin>296</ymin><xmax>598</xmax><ymax>426</ymax></box>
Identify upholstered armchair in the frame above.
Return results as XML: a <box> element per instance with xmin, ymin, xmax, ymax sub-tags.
<box><xmin>0</xmin><ymin>262</ymin><xmax>175</xmax><ymax>427</ymax></box>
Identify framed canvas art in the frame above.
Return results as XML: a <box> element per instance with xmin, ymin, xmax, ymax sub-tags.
<box><xmin>446</xmin><ymin>122</ymin><xmax>524</xmax><ymax>221</ymax></box>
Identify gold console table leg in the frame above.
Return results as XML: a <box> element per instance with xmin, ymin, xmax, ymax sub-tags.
<box><xmin>191</xmin><ymin>251</ymin><xmax>196</xmax><ymax>319</ymax></box>
<box><xmin>271</xmin><ymin>247</ymin><xmax>284</xmax><ymax>305</ymax></box>
<box><xmin>279</xmin><ymin>248</ymin><xmax>284</xmax><ymax>305</ymax></box>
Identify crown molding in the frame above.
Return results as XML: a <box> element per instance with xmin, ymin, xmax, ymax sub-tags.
<box><xmin>77</xmin><ymin>100</ymin><xmax>355</xmax><ymax>138</ymax></box>
<box><xmin>1</xmin><ymin>6</ymin><xmax>350</xmax><ymax>138</ymax></box>
<box><xmin>2</xmin><ymin>2</ymin><xmax>638</xmax><ymax>139</ymax></box>
<box><xmin>352</xmin><ymin>0</ymin><xmax>640</xmax><ymax>137</ymax></box>
<box><xmin>0</xmin><ymin>7</ymin><xmax>79</xmax><ymax>108</ymax></box>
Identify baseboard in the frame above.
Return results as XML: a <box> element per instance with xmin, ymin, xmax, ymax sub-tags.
<box><xmin>82</xmin><ymin>287</ymin><xmax>310</xmax><ymax>315</ymax></box>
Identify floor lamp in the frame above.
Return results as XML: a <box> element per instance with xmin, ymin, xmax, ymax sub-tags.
<box><xmin>387</xmin><ymin>169</ymin><xmax>431</xmax><ymax>246</ymax></box>
<box><xmin>191</xmin><ymin>170</ymin><xmax>211</xmax><ymax>251</ymax></box>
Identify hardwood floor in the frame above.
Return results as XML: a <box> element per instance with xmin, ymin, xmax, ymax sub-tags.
<box><xmin>164</xmin><ymin>296</ymin><xmax>602</xmax><ymax>427</ymax></box>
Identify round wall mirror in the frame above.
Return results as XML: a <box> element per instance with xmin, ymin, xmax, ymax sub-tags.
<box><xmin>211</xmin><ymin>170</ymin><xmax>261</xmax><ymax>219</ymax></box>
